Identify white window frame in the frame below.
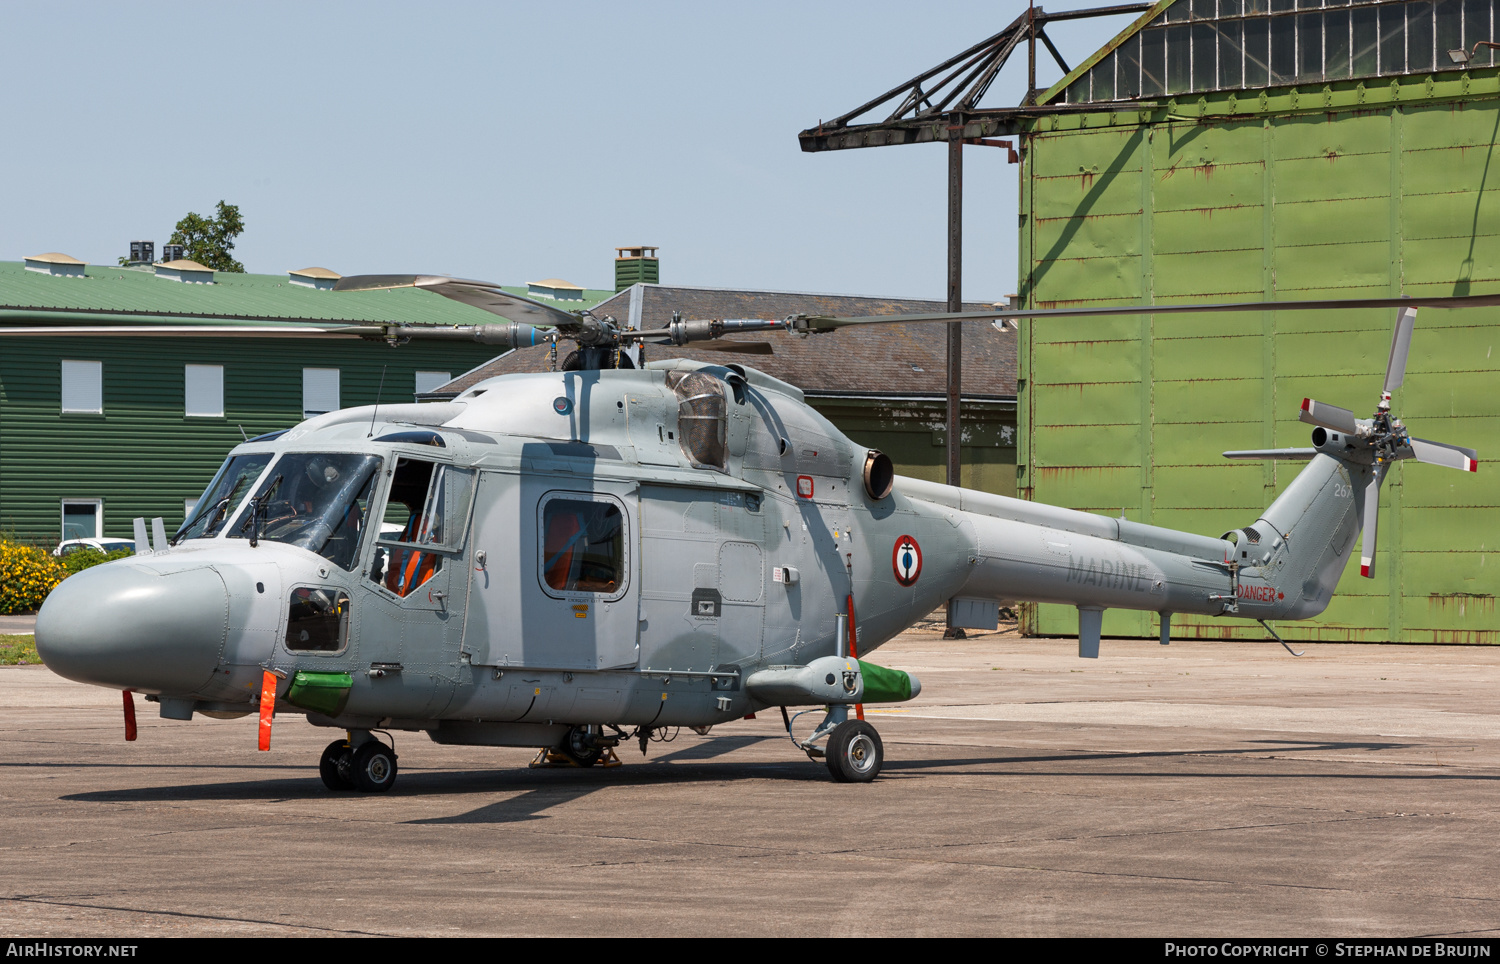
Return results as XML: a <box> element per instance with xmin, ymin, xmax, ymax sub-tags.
<box><xmin>414</xmin><ymin>371</ymin><xmax>452</xmax><ymax>397</ymax></box>
<box><xmin>61</xmin><ymin>499</ymin><xmax>103</xmax><ymax>540</ymax></box>
<box><xmin>303</xmin><ymin>368</ymin><xmax>340</xmax><ymax>418</ymax></box>
<box><xmin>60</xmin><ymin>360</ymin><xmax>103</xmax><ymax>414</ymax></box>
<box><xmin>184</xmin><ymin>364</ymin><xmax>225</xmax><ymax>418</ymax></box>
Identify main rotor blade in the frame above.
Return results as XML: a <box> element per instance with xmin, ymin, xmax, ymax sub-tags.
<box><xmin>1409</xmin><ymin>437</ymin><xmax>1480</xmax><ymax>472</ymax></box>
<box><xmin>1298</xmin><ymin>398</ymin><xmax>1360</xmax><ymax>435</ymax></box>
<box><xmin>690</xmin><ymin>341</ymin><xmax>775</xmax><ymax>354</ymax></box>
<box><xmin>1384</xmin><ymin>307</ymin><xmax>1417</xmax><ymax>394</ymax></box>
<box><xmin>335</xmin><ymin>275</ymin><xmax>580</xmax><ymax>329</ymax></box>
<box><xmin>1221</xmin><ymin>448</ymin><xmax>1318</xmax><ymax>461</ymax></box>
<box><xmin>798</xmin><ymin>292</ymin><xmax>1500</xmax><ymax>332</ymax></box>
<box><xmin>1360</xmin><ymin>467</ymin><xmax>1384</xmax><ymax>579</ymax></box>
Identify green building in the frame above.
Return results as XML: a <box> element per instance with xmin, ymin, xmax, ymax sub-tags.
<box><xmin>0</xmin><ymin>257</ymin><xmax>610</xmax><ymax>545</ymax></box>
<box><xmin>1018</xmin><ymin>0</ymin><xmax>1499</xmax><ymax>642</ymax></box>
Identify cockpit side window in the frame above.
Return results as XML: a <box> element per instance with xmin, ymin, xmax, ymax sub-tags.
<box><xmin>370</xmin><ymin>458</ymin><xmax>475</xmax><ymax>597</ymax></box>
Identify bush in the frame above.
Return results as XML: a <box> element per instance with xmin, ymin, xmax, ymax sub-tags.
<box><xmin>0</xmin><ymin>539</ymin><xmax>65</xmax><ymax>615</ymax></box>
<box><xmin>59</xmin><ymin>547</ymin><xmax>133</xmax><ymax>576</ymax></box>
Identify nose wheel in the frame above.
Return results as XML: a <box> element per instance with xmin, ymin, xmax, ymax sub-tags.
<box><xmin>318</xmin><ymin>733</ymin><xmax>398</xmax><ymax>793</ymax></box>
<box><xmin>825</xmin><ymin>720</ymin><xmax>883</xmax><ymax>783</ymax></box>
<box><xmin>786</xmin><ymin>705</ymin><xmax>885</xmax><ymax>783</ymax></box>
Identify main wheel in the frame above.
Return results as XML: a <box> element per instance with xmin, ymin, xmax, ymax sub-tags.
<box><xmin>319</xmin><ymin>740</ymin><xmax>354</xmax><ymax>791</ymax></box>
<box><xmin>350</xmin><ymin>741</ymin><xmax>398</xmax><ymax>793</ymax></box>
<box><xmin>825</xmin><ymin>720</ymin><xmax>883</xmax><ymax>783</ymax></box>
<box><xmin>556</xmin><ymin>726</ymin><xmax>603</xmax><ymax>767</ymax></box>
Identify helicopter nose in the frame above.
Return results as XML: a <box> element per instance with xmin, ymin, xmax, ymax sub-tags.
<box><xmin>36</xmin><ymin>562</ymin><xmax>227</xmax><ymax>694</ymax></box>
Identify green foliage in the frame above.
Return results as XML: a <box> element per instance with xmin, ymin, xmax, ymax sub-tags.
<box><xmin>0</xmin><ymin>634</ymin><xmax>40</xmax><ymax>666</ymax></box>
<box><xmin>0</xmin><ymin>538</ymin><xmax>64</xmax><ymax>615</ymax></box>
<box><xmin>59</xmin><ymin>548</ymin><xmax>133</xmax><ymax>576</ymax></box>
<box><xmin>167</xmin><ymin>200</ymin><xmax>246</xmax><ymax>273</ymax></box>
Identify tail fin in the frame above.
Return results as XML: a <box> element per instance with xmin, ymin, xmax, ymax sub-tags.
<box><xmin>1224</xmin><ymin>452</ymin><xmax>1369</xmax><ymax>620</ymax></box>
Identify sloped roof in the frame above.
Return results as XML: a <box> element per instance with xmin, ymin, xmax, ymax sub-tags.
<box><xmin>435</xmin><ymin>283</ymin><xmax>1017</xmax><ymax>399</ymax></box>
<box><xmin>24</xmin><ymin>252</ymin><xmax>85</xmax><ymax>265</ymax></box>
<box><xmin>0</xmin><ymin>260</ymin><xmax>504</xmax><ymax>328</ymax></box>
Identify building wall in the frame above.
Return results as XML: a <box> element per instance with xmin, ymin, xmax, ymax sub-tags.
<box><xmin>0</xmin><ymin>337</ymin><xmax>497</xmax><ymax>544</ymax></box>
<box><xmin>1018</xmin><ymin>80</ymin><xmax>1500</xmax><ymax>642</ymax></box>
<box><xmin>807</xmin><ymin>397</ymin><xmax>1017</xmax><ymax>497</ymax></box>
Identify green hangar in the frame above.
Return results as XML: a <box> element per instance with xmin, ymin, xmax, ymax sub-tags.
<box><xmin>1016</xmin><ymin>0</ymin><xmax>1499</xmax><ymax>642</ymax></box>
<box><xmin>0</xmin><ymin>258</ymin><xmax>609</xmax><ymax>544</ymax></box>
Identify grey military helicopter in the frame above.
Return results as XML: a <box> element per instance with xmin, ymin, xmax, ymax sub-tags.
<box><xmin>34</xmin><ymin>276</ymin><xmax>1483</xmax><ymax>790</ymax></box>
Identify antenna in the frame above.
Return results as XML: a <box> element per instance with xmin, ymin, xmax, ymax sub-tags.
<box><xmin>237</xmin><ymin>424</ymin><xmax>248</xmax><ymax>442</ymax></box>
<box><xmin>368</xmin><ymin>365</ymin><xmax>388</xmax><ymax>438</ymax></box>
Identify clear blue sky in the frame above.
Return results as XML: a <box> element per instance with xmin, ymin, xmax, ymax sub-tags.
<box><xmin>1</xmin><ymin>2</ymin><xmax>1137</xmax><ymax>302</ymax></box>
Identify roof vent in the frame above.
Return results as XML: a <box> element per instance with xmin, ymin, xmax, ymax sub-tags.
<box><xmin>288</xmin><ymin>266</ymin><xmax>342</xmax><ymax>290</ymax></box>
<box><xmin>23</xmin><ymin>252</ymin><xmax>86</xmax><ymax>278</ymax></box>
<box><xmin>615</xmin><ymin>245</ymin><xmax>658</xmax><ymax>292</ymax></box>
<box><xmin>527</xmin><ymin>278</ymin><xmax>584</xmax><ymax>301</ymax></box>
<box><xmin>154</xmin><ymin>259</ymin><xmax>215</xmax><ymax>284</ymax></box>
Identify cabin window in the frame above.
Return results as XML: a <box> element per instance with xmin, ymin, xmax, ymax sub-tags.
<box><xmin>285</xmin><ymin>588</ymin><xmax>350</xmax><ymax>652</ymax></box>
<box><xmin>538</xmin><ymin>494</ymin><xmax>626</xmax><ymax>597</ymax></box>
<box><xmin>666</xmin><ymin>371</ymin><xmax>727</xmax><ymax>471</ymax></box>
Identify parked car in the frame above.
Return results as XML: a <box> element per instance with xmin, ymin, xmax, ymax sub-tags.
<box><xmin>53</xmin><ymin>538</ymin><xmax>135</xmax><ymax>558</ymax></box>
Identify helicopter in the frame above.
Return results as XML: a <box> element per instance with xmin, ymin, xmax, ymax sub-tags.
<box><xmin>33</xmin><ymin>275</ymin><xmax>1485</xmax><ymax>790</ymax></box>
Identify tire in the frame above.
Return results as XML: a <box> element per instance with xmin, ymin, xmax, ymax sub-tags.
<box><xmin>825</xmin><ymin>720</ymin><xmax>883</xmax><ymax>783</ymax></box>
<box><xmin>556</xmin><ymin>726</ymin><xmax>603</xmax><ymax>767</ymax></box>
<box><xmin>350</xmin><ymin>741</ymin><xmax>398</xmax><ymax>793</ymax></box>
<box><xmin>319</xmin><ymin>740</ymin><xmax>354</xmax><ymax>791</ymax></box>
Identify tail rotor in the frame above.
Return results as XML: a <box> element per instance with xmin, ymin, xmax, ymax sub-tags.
<box><xmin>1296</xmin><ymin>307</ymin><xmax>1477</xmax><ymax>579</ymax></box>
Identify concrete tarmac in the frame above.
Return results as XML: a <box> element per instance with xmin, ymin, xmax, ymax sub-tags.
<box><xmin>3</xmin><ymin>618</ymin><xmax>1500</xmax><ymax>937</ymax></box>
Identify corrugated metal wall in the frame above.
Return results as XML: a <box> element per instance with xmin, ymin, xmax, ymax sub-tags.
<box><xmin>1019</xmin><ymin>96</ymin><xmax>1500</xmax><ymax>642</ymax></box>
<box><xmin>0</xmin><ymin>337</ymin><xmax>497</xmax><ymax>543</ymax></box>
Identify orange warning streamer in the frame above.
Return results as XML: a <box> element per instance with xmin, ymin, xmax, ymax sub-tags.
<box><xmin>847</xmin><ymin>594</ymin><xmax>865</xmax><ymax>722</ymax></box>
<box><xmin>258</xmin><ymin>670</ymin><xmax>277</xmax><ymax>751</ymax></box>
<box><xmin>122</xmin><ymin>690</ymin><xmax>137</xmax><ymax>742</ymax></box>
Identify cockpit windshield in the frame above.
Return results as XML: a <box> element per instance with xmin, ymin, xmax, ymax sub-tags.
<box><xmin>175</xmin><ymin>454</ymin><xmax>274</xmax><ymax>542</ymax></box>
<box><xmin>227</xmin><ymin>453</ymin><xmax>382</xmax><ymax>571</ymax></box>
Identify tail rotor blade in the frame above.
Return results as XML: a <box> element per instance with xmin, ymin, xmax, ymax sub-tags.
<box><xmin>1360</xmin><ymin>468</ymin><xmax>1383</xmax><ymax>578</ymax></box>
<box><xmin>1384</xmin><ymin>307</ymin><xmax>1417</xmax><ymax>394</ymax></box>
<box><xmin>1299</xmin><ymin>398</ymin><xmax>1359</xmax><ymax>435</ymax></box>
<box><xmin>1409</xmin><ymin>437</ymin><xmax>1480</xmax><ymax>472</ymax></box>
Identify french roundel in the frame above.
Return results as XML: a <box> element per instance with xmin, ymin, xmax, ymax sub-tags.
<box><xmin>892</xmin><ymin>535</ymin><xmax>922</xmax><ymax>587</ymax></box>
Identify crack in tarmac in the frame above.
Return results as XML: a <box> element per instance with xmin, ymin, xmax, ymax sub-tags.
<box><xmin>0</xmin><ymin>895</ymin><xmax>394</xmax><ymax>936</ymax></box>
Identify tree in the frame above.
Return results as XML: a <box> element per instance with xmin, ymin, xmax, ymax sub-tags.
<box><xmin>167</xmin><ymin>200</ymin><xmax>246</xmax><ymax>272</ymax></box>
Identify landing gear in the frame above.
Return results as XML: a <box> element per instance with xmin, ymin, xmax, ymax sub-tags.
<box><xmin>786</xmin><ymin>704</ymin><xmax>885</xmax><ymax>783</ymax></box>
<box><xmin>319</xmin><ymin>732</ymin><xmax>397</xmax><ymax>793</ymax></box>
<box><xmin>350</xmin><ymin>740</ymin><xmax>398</xmax><ymax>793</ymax></box>
<box><xmin>556</xmin><ymin>725</ymin><xmax>604</xmax><ymax>767</ymax></box>
<box><xmin>319</xmin><ymin>739</ymin><xmax>353</xmax><ymax>791</ymax></box>
<box><xmin>825</xmin><ymin>720</ymin><xmax>882</xmax><ymax>783</ymax></box>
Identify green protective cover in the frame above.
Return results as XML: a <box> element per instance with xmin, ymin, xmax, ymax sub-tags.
<box><xmin>285</xmin><ymin>671</ymin><xmax>353</xmax><ymax>716</ymax></box>
<box><xmin>856</xmin><ymin>660</ymin><xmax>912</xmax><ymax>703</ymax></box>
